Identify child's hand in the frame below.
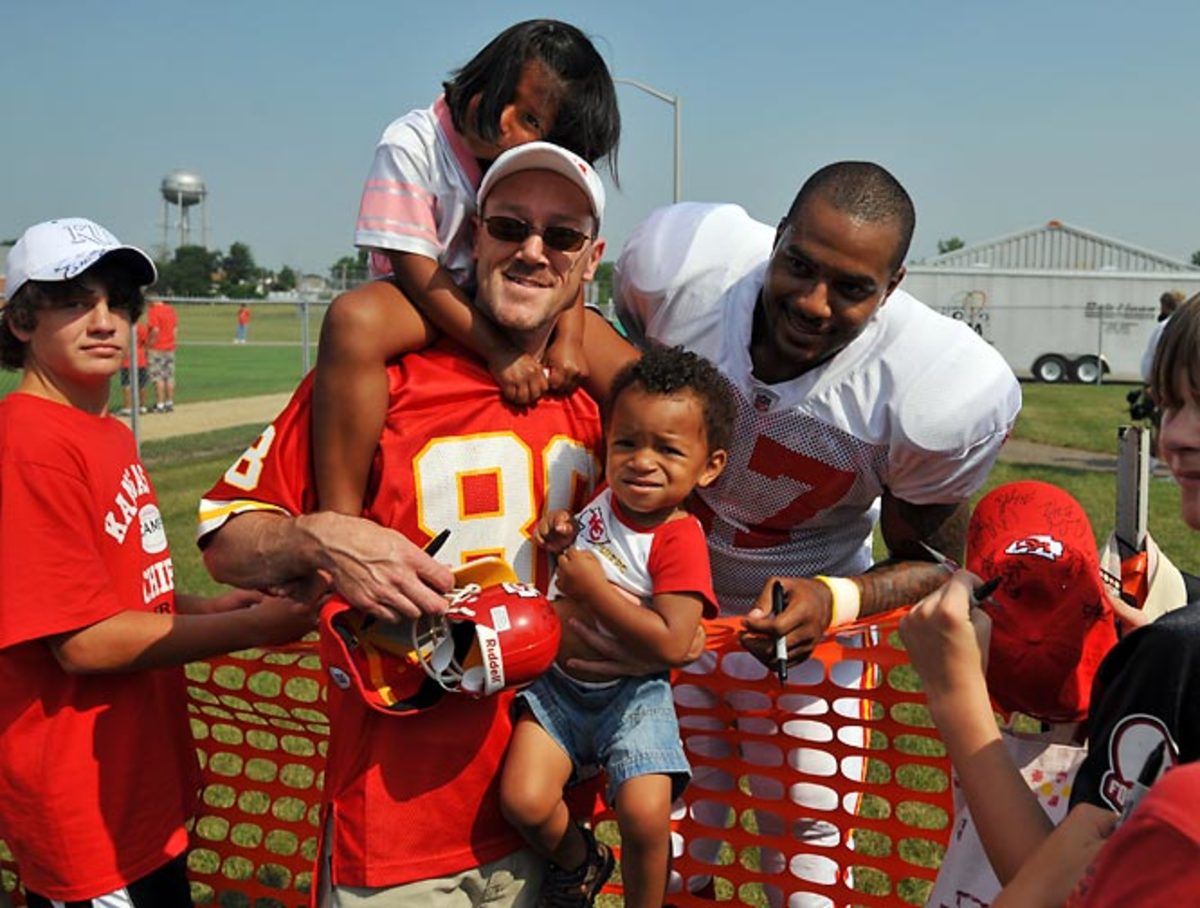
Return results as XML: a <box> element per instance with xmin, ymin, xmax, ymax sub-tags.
<box><xmin>248</xmin><ymin>589</ymin><xmax>323</xmax><ymax>645</ymax></box>
<box><xmin>489</xmin><ymin>347</ymin><xmax>549</xmax><ymax>406</ymax></box>
<box><xmin>544</xmin><ymin>332</ymin><xmax>588</xmax><ymax>395</ymax></box>
<box><xmin>535</xmin><ymin>510</ymin><xmax>577</xmax><ymax>552</ymax></box>
<box><xmin>553</xmin><ymin>548</ymin><xmax>607</xmax><ymax>601</ymax></box>
<box><xmin>898</xmin><ymin>571</ymin><xmax>992</xmax><ymax>710</ymax></box>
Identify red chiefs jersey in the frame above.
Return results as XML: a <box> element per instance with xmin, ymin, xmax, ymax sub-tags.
<box><xmin>0</xmin><ymin>394</ymin><xmax>197</xmax><ymax>900</ymax></box>
<box><xmin>199</xmin><ymin>340</ymin><xmax>603</xmax><ymax>886</ymax></box>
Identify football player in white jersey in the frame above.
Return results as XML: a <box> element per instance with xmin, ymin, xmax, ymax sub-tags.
<box><xmin>614</xmin><ymin>161</ymin><xmax>1021</xmax><ymax>654</ymax></box>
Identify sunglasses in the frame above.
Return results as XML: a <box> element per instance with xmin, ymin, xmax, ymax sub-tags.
<box><xmin>482</xmin><ymin>216</ymin><xmax>592</xmax><ymax>253</ymax></box>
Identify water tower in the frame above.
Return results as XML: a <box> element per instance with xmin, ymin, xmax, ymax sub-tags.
<box><xmin>160</xmin><ymin>169</ymin><xmax>208</xmax><ymax>251</ymax></box>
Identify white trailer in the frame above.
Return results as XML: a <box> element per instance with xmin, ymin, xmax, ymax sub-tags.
<box><xmin>902</xmin><ymin>268</ymin><xmax>1200</xmax><ymax>382</ymax></box>
<box><xmin>904</xmin><ymin>221</ymin><xmax>1200</xmax><ymax>383</ymax></box>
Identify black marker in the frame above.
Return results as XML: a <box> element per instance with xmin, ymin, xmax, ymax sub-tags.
<box><xmin>772</xmin><ymin>581</ymin><xmax>788</xmax><ymax>686</ymax></box>
<box><xmin>972</xmin><ymin>576</ymin><xmax>1002</xmax><ymax>606</ymax></box>
<box><xmin>1119</xmin><ymin>741</ymin><xmax>1167</xmax><ymax>827</ymax></box>
<box><xmin>918</xmin><ymin>541</ymin><xmax>1000</xmax><ymax>609</ymax></box>
<box><xmin>425</xmin><ymin>528</ymin><xmax>451</xmax><ymax>556</ymax></box>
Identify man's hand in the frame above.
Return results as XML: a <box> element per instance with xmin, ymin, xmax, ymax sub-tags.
<box><xmin>552</xmin><ymin>548</ymin><xmax>608</xmax><ymax>602</ymax></box>
<box><xmin>298</xmin><ymin>512</ymin><xmax>453</xmax><ymax>621</ymax></box>
<box><xmin>534</xmin><ymin>510</ymin><xmax>577</xmax><ymax>553</ymax></box>
<box><xmin>488</xmin><ymin>347</ymin><xmax>549</xmax><ymax>407</ymax></box>
<box><xmin>739</xmin><ymin>576</ymin><xmax>835</xmax><ymax>667</ymax></box>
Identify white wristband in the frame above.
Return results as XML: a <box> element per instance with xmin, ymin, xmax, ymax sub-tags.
<box><xmin>814</xmin><ymin>575</ymin><xmax>862</xmax><ymax>627</ymax></box>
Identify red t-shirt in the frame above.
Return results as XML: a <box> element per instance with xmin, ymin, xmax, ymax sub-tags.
<box><xmin>147</xmin><ymin>301</ymin><xmax>178</xmax><ymax>351</ymax></box>
<box><xmin>199</xmin><ymin>340</ymin><xmax>603</xmax><ymax>886</ymax></box>
<box><xmin>0</xmin><ymin>394</ymin><xmax>198</xmax><ymax>900</ymax></box>
<box><xmin>122</xmin><ymin>321</ymin><xmax>150</xmax><ymax>369</ymax></box>
<box><xmin>237</xmin><ymin>307</ymin><xmax>251</xmax><ymax>326</ymax></box>
<box><xmin>1068</xmin><ymin>763</ymin><xmax>1200</xmax><ymax>906</ymax></box>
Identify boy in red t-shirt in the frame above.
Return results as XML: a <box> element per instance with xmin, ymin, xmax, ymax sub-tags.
<box><xmin>0</xmin><ymin>218</ymin><xmax>319</xmax><ymax>906</ymax></box>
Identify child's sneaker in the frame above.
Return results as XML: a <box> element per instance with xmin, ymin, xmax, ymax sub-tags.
<box><xmin>539</xmin><ymin>824</ymin><xmax>614</xmax><ymax>907</ymax></box>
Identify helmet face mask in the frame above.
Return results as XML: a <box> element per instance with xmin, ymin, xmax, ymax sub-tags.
<box><xmin>412</xmin><ymin>580</ymin><xmax>562</xmax><ymax>697</ymax></box>
<box><xmin>323</xmin><ymin>558</ymin><xmax>562</xmax><ymax>715</ymax></box>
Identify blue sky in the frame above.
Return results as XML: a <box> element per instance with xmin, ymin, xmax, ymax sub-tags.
<box><xmin>5</xmin><ymin>1</ymin><xmax>1198</xmax><ymax>275</ymax></box>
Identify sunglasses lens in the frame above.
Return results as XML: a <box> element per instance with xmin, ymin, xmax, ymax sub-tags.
<box><xmin>542</xmin><ymin>227</ymin><xmax>587</xmax><ymax>253</ymax></box>
<box><xmin>485</xmin><ymin>217</ymin><xmax>587</xmax><ymax>252</ymax></box>
<box><xmin>485</xmin><ymin>217</ymin><xmax>530</xmax><ymax>243</ymax></box>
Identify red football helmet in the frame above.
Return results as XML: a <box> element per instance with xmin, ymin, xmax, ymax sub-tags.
<box><xmin>413</xmin><ymin>576</ymin><xmax>561</xmax><ymax>697</ymax></box>
<box><xmin>322</xmin><ymin>557</ymin><xmax>561</xmax><ymax>714</ymax></box>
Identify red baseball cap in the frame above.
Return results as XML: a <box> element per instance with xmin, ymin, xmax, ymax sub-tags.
<box><xmin>967</xmin><ymin>481</ymin><xmax>1119</xmax><ymax>723</ymax></box>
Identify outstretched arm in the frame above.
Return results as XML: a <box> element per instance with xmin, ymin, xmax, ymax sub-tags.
<box><xmin>202</xmin><ymin>510</ymin><xmax>453</xmax><ymax>621</ymax></box>
<box><xmin>49</xmin><ymin>585</ymin><xmax>322</xmax><ymax>674</ymax></box>
<box><xmin>900</xmin><ymin>572</ymin><xmax>1055</xmax><ymax>883</ymax></box>
<box><xmin>740</xmin><ymin>494</ymin><xmax>965</xmax><ymax>665</ymax></box>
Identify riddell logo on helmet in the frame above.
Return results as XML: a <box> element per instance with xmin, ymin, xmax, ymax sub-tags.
<box><xmin>485</xmin><ymin>636</ymin><xmax>504</xmax><ymax>689</ymax></box>
<box><xmin>1004</xmin><ymin>535</ymin><xmax>1064</xmax><ymax>561</ymax></box>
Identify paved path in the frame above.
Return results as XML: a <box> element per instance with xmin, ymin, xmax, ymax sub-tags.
<box><xmin>118</xmin><ymin>393</ymin><xmax>291</xmax><ymax>442</ymax></box>
<box><xmin>125</xmin><ymin>393</ymin><xmax>1139</xmax><ymax>472</ymax></box>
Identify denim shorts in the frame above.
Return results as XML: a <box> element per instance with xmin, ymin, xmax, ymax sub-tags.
<box><xmin>518</xmin><ymin>667</ymin><xmax>690</xmax><ymax>805</ymax></box>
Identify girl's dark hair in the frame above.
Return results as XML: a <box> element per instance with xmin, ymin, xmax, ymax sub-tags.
<box><xmin>444</xmin><ymin>19</ymin><xmax>620</xmax><ymax>181</ymax></box>
<box><xmin>0</xmin><ymin>259</ymin><xmax>146</xmax><ymax>371</ymax></box>
<box><xmin>1150</xmin><ymin>294</ymin><xmax>1200</xmax><ymax>411</ymax></box>
<box><xmin>607</xmin><ymin>344</ymin><xmax>735</xmax><ymax>453</ymax></box>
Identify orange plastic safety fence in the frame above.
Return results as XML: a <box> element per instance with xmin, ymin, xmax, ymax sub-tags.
<box><xmin>622</xmin><ymin>612</ymin><xmax>954</xmax><ymax>907</ymax></box>
<box><xmin>1</xmin><ymin>613</ymin><xmax>950</xmax><ymax>908</ymax></box>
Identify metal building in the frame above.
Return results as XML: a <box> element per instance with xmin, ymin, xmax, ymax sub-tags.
<box><xmin>904</xmin><ymin>220</ymin><xmax>1200</xmax><ymax>382</ymax></box>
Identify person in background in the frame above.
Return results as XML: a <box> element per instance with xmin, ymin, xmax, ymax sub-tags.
<box><xmin>234</xmin><ymin>302</ymin><xmax>251</xmax><ymax>344</ymax></box>
<box><xmin>118</xmin><ymin>314</ymin><xmax>149</xmax><ymax>415</ymax></box>
<box><xmin>146</xmin><ymin>295</ymin><xmax>178</xmax><ymax>412</ymax></box>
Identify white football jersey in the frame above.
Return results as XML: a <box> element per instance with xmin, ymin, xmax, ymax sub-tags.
<box><xmin>616</xmin><ymin>203</ymin><xmax>1021</xmax><ymax>613</ymax></box>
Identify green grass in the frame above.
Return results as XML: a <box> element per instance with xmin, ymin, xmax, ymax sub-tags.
<box><xmin>1012</xmin><ymin>381</ymin><xmax>1145</xmax><ymax>453</ymax></box>
<box><xmin>0</xmin><ymin>301</ymin><xmax>325</xmax><ymax>403</ymax></box>
<box><xmin>144</xmin><ymin>425</ymin><xmax>268</xmax><ymax>596</ymax></box>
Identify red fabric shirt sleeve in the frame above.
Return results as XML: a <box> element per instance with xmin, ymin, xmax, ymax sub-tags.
<box><xmin>646</xmin><ymin>515</ymin><xmax>719</xmax><ymax>618</ymax></box>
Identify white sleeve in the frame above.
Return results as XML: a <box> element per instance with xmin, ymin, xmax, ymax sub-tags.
<box><xmin>614</xmin><ymin>203</ymin><xmax>774</xmax><ymax>350</ymax></box>
<box><xmin>1141</xmin><ymin>320</ymin><xmax>1166</xmax><ymax>383</ymax></box>
<box><xmin>353</xmin><ymin>116</ymin><xmax>442</xmax><ymax>261</ymax></box>
<box><xmin>887</xmin><ymin>330</ymin><xmax>1022</xmax><ymax>505</ymax></box>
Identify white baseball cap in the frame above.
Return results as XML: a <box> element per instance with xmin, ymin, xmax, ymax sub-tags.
<box><xmin>5</xmin><ymin>218</ymin><xmax>157</xmax><ymax>300</ymax></box>
<box><xmin>477</xmin><ymin>142</ymin><xmax>605</xmax><ymax>230</ymax></box>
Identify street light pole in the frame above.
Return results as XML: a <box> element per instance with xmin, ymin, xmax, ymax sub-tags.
<box><xmin>614</xmin><ymin>77</ymin><xmax>682</xmax><ymax>203</ymax></box>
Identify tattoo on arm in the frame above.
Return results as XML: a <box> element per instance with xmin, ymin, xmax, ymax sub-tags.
<box><xmin>854</xmin><ymin>496</ymin><xmax>971</xmax><ymax>616</ymax></box>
